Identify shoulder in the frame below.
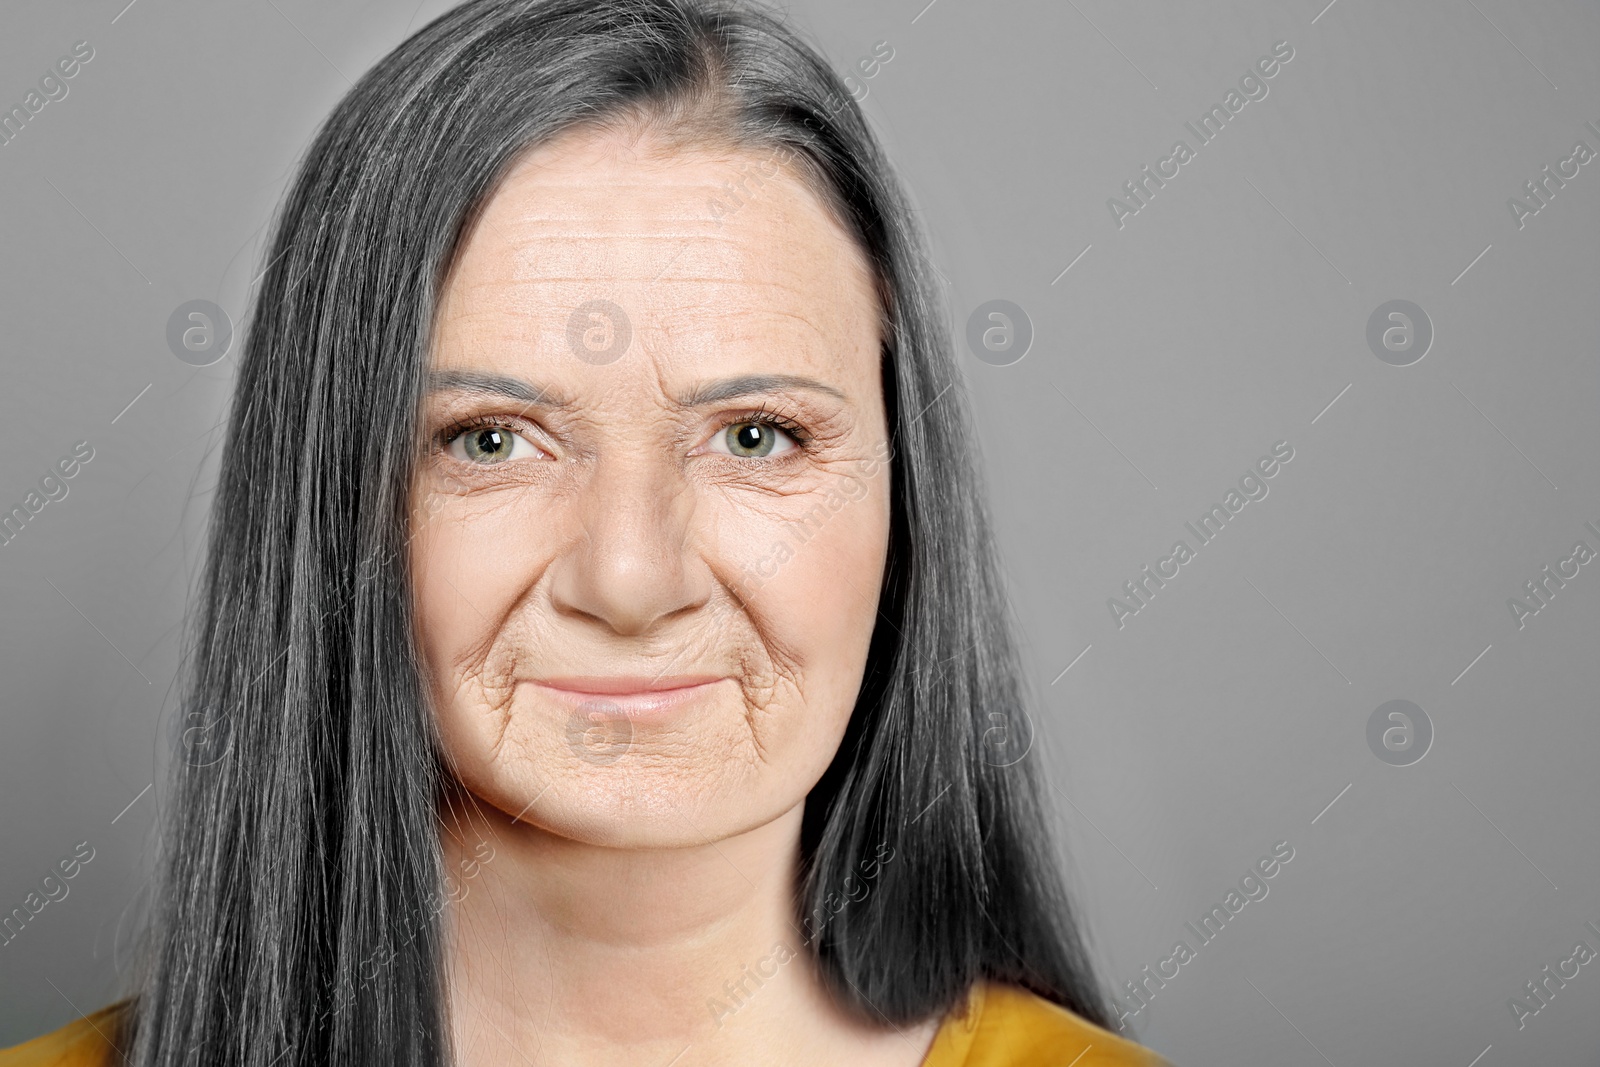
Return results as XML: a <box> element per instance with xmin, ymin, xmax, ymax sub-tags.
<box><xmin>0</xmin><ymin>1002</ymin><xmax>124</xmax><ymax>1067</ymax></box>
<box><xmin>922</xmin><ymin>983</ymin><xmax>1173</xmax><ymax>1067</ymax></box>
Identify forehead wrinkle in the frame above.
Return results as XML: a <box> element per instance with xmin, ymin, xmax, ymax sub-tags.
<box><xmin>484</xmin><ymin>220</ymin><xmax>735</xmax><ymax>237</ymax></box>
<box><xmin>448</xmin><ymin>266</ymin><xmax>863</xmax><ymax>316</ymax></box>
<box><xmin>479</xmin><ymin>188</ymin><xmax>794</xmax><ymax>235</ymax></box>
<box><xmin>478</xmin><ymin>182</ymin><xmax>831</xmax><ymax>240</ymax></box>
<box><xmin>467</xmin><ymin>226</ymin><xmax>819</xmax><ymax>261</ymax></box>
<box><xmin>646</xmin><ymin>296</ymin><xmax>870</xmax><ymax>365</ymax></box>
<box><xmin>438</xmin><ymin>297</ymin><xmax>873</xmax><ymax>378</ymax></box>
<box><xmin>494</xmin><ymin>154</ymin><xmax>811</xmax><ymax>198</ymax></box>
<box><xmin>452</xmin><ymin>243</ymin><xmax>793</xmax><ymax>288</ymax></box>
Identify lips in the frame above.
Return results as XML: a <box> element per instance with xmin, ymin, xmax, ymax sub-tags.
<box><xmin>527</xmin><ymin>675</ymin><xmax>730</xmax><ymax>720</ymax></box>
<box><xmin>536</xmin><ymin>675</ymin><xmax>725</xmax><ymax>695</ymax></box>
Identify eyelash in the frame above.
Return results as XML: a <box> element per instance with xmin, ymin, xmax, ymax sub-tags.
<box><xmin>432</xmin><ymin>406</ymin><xmax>814</xmax><ymax>461</ymax></box>
<box><xmin>434</xmin><ymin>413</ymin><xmax>539</xmax><ymax>458</ymax></box>
<box><xmin>721</xmin><ymin>404</ymin><xmax>812</xmax><ymax>451</ymax></box>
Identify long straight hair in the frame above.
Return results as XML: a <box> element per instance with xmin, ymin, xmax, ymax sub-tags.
<box><xmin>118</xmin><ymin>1</ymin><xmax>1116</xmax><ymax>1062</ymax></box>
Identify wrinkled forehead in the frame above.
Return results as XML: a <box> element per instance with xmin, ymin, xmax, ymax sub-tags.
<box><xmin>430</xmin><ymin>130</ymin><xmax>882</xmax><ymax>388</ymax></box>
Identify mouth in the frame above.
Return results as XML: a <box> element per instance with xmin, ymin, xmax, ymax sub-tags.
<box><xmin>527</xmin><ymin>675</ymin><xmax>731</xmax><ymax>720</ymax></box>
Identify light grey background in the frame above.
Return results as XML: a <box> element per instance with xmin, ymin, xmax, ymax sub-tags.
<box><xmin>3</xmin><ymin>0</ymin><xmax>1597</xmax><ymax>1063</ymax></box>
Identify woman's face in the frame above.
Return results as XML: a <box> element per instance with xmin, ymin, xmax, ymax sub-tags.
<box><xmin>411</xmin><ymin>126</ymin><xmax>892</xmax><ymax>848</ymax></box>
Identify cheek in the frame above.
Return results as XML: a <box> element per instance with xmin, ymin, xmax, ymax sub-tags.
<box><xmin>718</xmin><ymin>474</ymin><xmax>891</xmax><ymax>733</ymax></box>
<box><xmin>408</xmin><ymin>489</ymin><xmax>544</xmax><ymax>705</ymax></box>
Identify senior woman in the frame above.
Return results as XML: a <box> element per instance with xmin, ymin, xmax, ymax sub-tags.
<box><xmin>2</xmin><ymin>1</ymin><xmax>1171</xmax><ymax>1064</ymax></box>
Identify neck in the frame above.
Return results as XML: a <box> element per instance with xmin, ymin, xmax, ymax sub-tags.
<box><xmin>437</xmin><ymin>792</ymin><xmax>938</xmax><ymax>1066</ymax></box>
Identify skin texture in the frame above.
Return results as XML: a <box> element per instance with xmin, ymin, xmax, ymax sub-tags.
<box><xmin>410</xmin><ymin>124</ymin><xmax>939</xmax><ymax>1065</ymax></box>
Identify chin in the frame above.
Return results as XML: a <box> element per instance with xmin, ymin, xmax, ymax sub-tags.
<box><xmin>447</xmin><ymin>738</ymin><xmax>785</xmax><ymax>850</ymax></box>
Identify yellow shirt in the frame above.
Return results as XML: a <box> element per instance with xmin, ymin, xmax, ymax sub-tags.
<box><xmin>0</xmin><ymin>1002</ymin><xmax>122</xmax><ymax>1067</ymax></box>
<box><xmin>0</xmin><ymin>983</ymin><xmax>1170</xmax><ymax>1065</ymax></box>
<box><xmin>921</xmin><ymin>983</ymin><xmax>1170</xmax><ymax>1067</ymax></box>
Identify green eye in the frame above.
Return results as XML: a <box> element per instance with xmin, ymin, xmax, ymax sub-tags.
<box><xmin>448</xmin><ymin>425</ymin><xmax>538</xmax><ymax>464</ymax></box>
<box><xmin>717</xmin><ymin>420</ymin><xmax>796</xmax><ymax>458</ymax></box>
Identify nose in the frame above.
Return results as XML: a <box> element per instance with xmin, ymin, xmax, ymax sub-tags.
<box><xmin>547</xmin><ymin>451</ymin><xmax>710</xmax><ymax>636</ymax></box>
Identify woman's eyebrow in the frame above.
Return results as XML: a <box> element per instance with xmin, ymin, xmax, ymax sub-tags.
<box><xmin>427</xmin><ymin>370</ymin><xmax>574</xmax><ymax>408</ymax></box>
<box><xmin>676</xmin><ymin>374</ymin><xmax>847</xmax><ymax>407</ymax></box>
